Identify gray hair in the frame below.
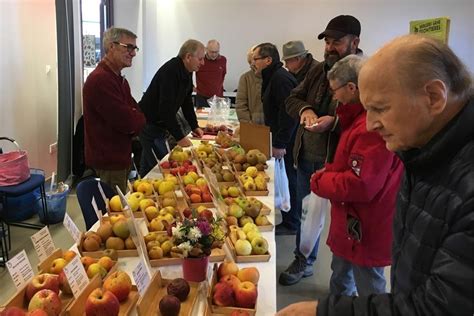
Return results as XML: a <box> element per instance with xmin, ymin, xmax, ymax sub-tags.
<box><xmin>327</xmin><ymin>55</ymin><xmax>366</xmax><ymax>85</ymax></box>
<box><xmin>103</xmin><ymin>27</ymin><xmax>137</xmax><ymax>53</ymax></box>
<box><xmin>178</xmin><ymin>39</ymin><xmax>205</xmax><ymax>58</ymax></box>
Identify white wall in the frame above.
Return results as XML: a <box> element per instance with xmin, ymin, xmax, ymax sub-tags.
<box><xmin>0</xmin><ymin>0</ymin><xmax>58</xmax><ymax>177</ymax></box>
<box><xmin>114</xmin><ymin>0</ymin><xmax>473</xmax><ymax>97</ymax></box>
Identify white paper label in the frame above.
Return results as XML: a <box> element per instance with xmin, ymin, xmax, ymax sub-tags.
<box><xmin>6</xmin><ymin>250</ymin><xmax>34</xmax><ymax>289</ymax></box>
<box><xmin>97</xmin><ymin>182</ymin><xmax>107</xmax><ymax>205</ymax></box>
<box><xmin>91</xmin><ymin>196</ymin><xmax>102</xmax><ymax>223</ymax></box>
<box><xmin>30</xmin><ymin>226</ymin><xmax>56</xmax><ymax>262</ymax></box>
<box><xmin>63</xmin><ymin>255</ymin><xmax>89</xmax><ymax>298</ymax></box>
<box><xmin>132</xmin><ymin>261</ymin><xmax>151</xmax><ymax>296</ymax></box>
<box><xmin>63</xmin><ymin>212</ymin><xmax>81</xmax><ymax>244</ymax></box>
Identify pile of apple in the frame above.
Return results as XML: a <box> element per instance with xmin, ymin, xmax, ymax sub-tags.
<box><xmin>202</xmin><ymin>124</ymin><xmax>233</xmax><ymax>136</ymax></box>
<box><xmin>81</xmin><ymin>218</ymin><xmax>136</xmax><ymax>253</ymax></box>
<box><xmin>220</xmin><ymin>184</ymin><xmax>240</xmax><ymax>198</ymax></box>
<box><xmin>224</xmin><ymin>197</ymin><xmax>271</xmax><ymax>228</ymax></box>
<box><xmin>146</xmin><ymin>205</ymin><xmax>180</xmax><ymax>233</ymax></box>
<box><xmin>183</xmin><ymin>182</ymin><xmax>213</xmax><ymax>204</ymax></box>
<box><xmin>229</xmin><ymin>225</ymin><xmax>269</xmax><ymax>256</ymax></box>
<box><xmin>182</xmin><ymin>206</ymin><xmax>215</xmax><ymax>223</ymax></box>
<box><xmin>239</xmin><ymin>167</ymin><xmax>268</xmax><ymax>192</ymax></box>
<box><xmin>226</xmin><ymin>149</ymin><xmax>267</xmax><ymax>172</ymax></box>
<box><xmin>195</xmin><ymin>140</ymin><xmax>214</xmax><ymax>158</ymax></box>
<box><xmin>158</xmin><ymin>278</ymin><xmax>191</xmax><ymax>316</ymax></box>
<box><xmin>85</xmin><ymin>270</ymin><xmax>133</xmax><ymax>316</ymax></box>
<box><xmin>209</xmin><ymin>164</ymin><xmax>236</xmax><ymax>183</ymax></box>
<box><xmin>143</xmin><ymin>232</ymin><xmax>175</xmax><ymax>260</ymax></box>
<box><xmin>79</xmin><ymin>254</ymin><xmax>116</xmax><ymax>280</ymax></box>
<box><xmin>212</xmin><ymin>261</ymin><xmax>259</xmax><ymax>309</ymax></box>
<box><xmin>215</xmin><ymin>131</ymin><xmax>237</xmax><ymax>148</ymax></box>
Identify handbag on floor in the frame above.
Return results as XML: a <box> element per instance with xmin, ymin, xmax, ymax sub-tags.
<box><xmin>0</xmin><ymin>137</ymin><xmax>30</xmax><ymax>186</ymax></box>
<box><xmin>299</xmin><ymin>192</ymin><xmax>328</xmax><ymax>257</ymax></box>
<box><xmin>274</xmin><ymin>158</ymin><xmax>291</xmax><ymax>212</ymax></box>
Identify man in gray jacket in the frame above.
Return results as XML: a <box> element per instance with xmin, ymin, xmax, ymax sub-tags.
<box><xmin>280</xmin><ymin>15</ymin><xmax>363</xmax><ymax>286</ymax></box>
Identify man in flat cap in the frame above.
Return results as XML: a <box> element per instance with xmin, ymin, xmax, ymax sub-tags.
<box><xmin>282</xmin><ymin>40</ymin><xmax>319</xmax><ymax>84</ymax></box>
<box><xmin>280</xmin><ymin>15</ymin><xmax>363</xmax><ymax>286</ymax></box>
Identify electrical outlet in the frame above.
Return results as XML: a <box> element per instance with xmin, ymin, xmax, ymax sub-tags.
<box><xmin>49</xmin><ymin>142</ymin><xmax>57</xmax><ymax>154</ymax></box>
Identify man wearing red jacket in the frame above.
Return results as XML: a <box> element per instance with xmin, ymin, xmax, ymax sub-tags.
<box><xmin>83</xmin><ymin>27</ymin><xmax>145</xmax><ymax>192</ymax></box>
<box><xmin>310</xmin><ymin>55</ymin><xmax>403</xmax><ymax>296</ymax></box>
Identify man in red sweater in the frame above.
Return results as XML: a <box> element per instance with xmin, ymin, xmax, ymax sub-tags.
<box><xmin>195</xmin><ymin>39</ymin><xmax>227</xmax><ymax>107</ymax></box>
<box><xmin>83</xmin><ymin>27</ymin><xmax>145</xmax><ymax>193</ymax></box>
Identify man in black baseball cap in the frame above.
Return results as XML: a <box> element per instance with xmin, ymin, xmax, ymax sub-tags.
<box><xmin>281</xmin><ymin>15</ymin><xmax>363</xmax><ymax>287</ymax></box>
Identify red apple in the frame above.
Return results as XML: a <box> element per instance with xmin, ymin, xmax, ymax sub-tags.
<box><xmin>182</xmin><ymin>208</ymin><xmax>193</xmax><ymax>219</ymax></box>
<box><xmin>28</xmin><ymin>289</ymin><xmax>62</xmax><ymax>316</ymax></box>
<box><xmin>212</xmin><ymin>282</ymin><xmax>235</xmax><ymax>307</ymax></box>
<box><xmin>160</xmin><ymin>161</ymin><xmax>171</xmax><ymax>169</ymax></box>
<box><xmin>234</xmin><ymin>281</ymin><xmax>257</xmax><ymax>308</ymax></box>
<box><xmin>58</xmin><ymin>271</ymin><xmax>72</xmax><ymax>295</ymax></box>
<box><xmin>202</xmin><ymin>192</ymin><xmax>213</xmax><ymax>202</ymax></box>
<box><xmin>0</xmin><ymin>307</ymin><xmax>26</xmax><ymax>316</ymax></box>
<box><xmin>217</xmin><ymin>261</ymin><xmax>239</xmax><ymax>279</ymax></box>
<box><xmin>103</xmin><ymin>271</ymin><xmax>132</xmax><ymax>302</ymax></box>
<box><xmin>25</xmin><ymin>274</ymin><xmax>60</xmax><ymax>302</ymax></box>
<box><xmin>28</xmin><ymin>309</ymin><xmax>49</xmax><ymax>316</ymax></box>
<box><xmin>219</xmin><ymin>274</ymin><xmax>241</xmax><ymax>291</ymax></box>
<box><xmin>198</xmin><ymin>209</ymin><xmax>214</xmax><ymax>222</ymax></box>
<box><xmin>84</xmin><ymin>288</ymin><xmax>120</xmax><ymax>316</ymax></box>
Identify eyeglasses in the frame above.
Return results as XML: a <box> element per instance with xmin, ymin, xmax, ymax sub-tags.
<box><xmin>329</xmin><ymin>83</ymin><xmax>348</xmax><ymax>93</ymax></box>
<box><xmin>113</xmin><ymin>41</ymin><xmax>139</xmax><ymax>53</ymax></box>
<box><xmin>253</xmin><ymin>56</ymin><xmax>268</xmax><ymax>61</ymax></box>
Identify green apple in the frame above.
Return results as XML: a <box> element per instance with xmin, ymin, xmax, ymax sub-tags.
<box><xmin>235</xmin><ymin>239</ymin><xmax>252</xmax><ymax>256</ymax></box>
<box><xmin>229</xmin><ymin>204</ymin><xmax>244</xmax><ymax>219</ymax></box>
<box><xmin>251</xmin><ymin>236</ymin><xmax>268</xmax><ymax>255</ymax></box>
<box><xmin>242</xmin><ymin>223</ymin><xmax>259</xmax><ymax>235</ymax></box>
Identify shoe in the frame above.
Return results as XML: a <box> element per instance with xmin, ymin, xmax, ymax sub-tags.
<box><xmin>279</xmin><ymin>255</ymin><xmax>313</xmax><ymax>285</ymax></box>
<box><xmin>275</xmin><ymin>223</ymin><xmax>297</xmax><ymax>236</ymax></box>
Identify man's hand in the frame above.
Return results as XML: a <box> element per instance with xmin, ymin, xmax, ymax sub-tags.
<box><xmin>272</xmin><ymin>147</ymin><xmax>286</xmax><ymax>159</ymax></box>
<box><xmin>300</xmin><ymin>108</ymin><xmax>318</xmax><ymax>127</ymax></box>
<box><xmin>177</xmin><ymin>136</ymin><xmax>193</xmax><ymax>147</ymax></box>
<box><xmin>304</xmin><ymin>115</ymin><xmax>335</xmax><ymax>133</ymax></box>
<box><xmin>192</xmin><ymin>127</ymin><xmax>204</xmax><ymax>138</ymax></box>
<box><xmin>277</xmin><ymin>301</ymin><xmax>318</xmax><ymax>316</ymax></box>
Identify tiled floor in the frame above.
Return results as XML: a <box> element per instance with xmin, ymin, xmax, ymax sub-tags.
<box><xmin>0</xmin><ymin>193</ymin><xmax>389</xmax><ymax>311</ymax></box>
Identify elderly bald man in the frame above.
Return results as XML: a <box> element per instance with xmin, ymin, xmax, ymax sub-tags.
<box><xmin>195</xmin><ymin>39</ymin><xmax>227</xmax><ymax>107</ymax></box>
<box><xmin>277</xmin><ymin>34</ymin><xmax>474</xmax><ymax>316</ymax></box>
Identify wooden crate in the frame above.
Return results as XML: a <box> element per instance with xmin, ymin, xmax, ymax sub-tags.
<box><xmin>136</xmin><ymin>270</ymin><xmax>199</xmax><ymax>316</ymax></box>
<box><xmin>225</xmin><ymin>238</ymin><xmax>270</xmax><ymax>263</ymax></box>
<box><xmin>79</xmin><ymin>233</ymin><xmax>138</xmax><ymax>259</ymax></box>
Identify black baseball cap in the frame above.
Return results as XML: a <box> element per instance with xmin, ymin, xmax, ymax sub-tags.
<box><xmin>318</xmin><ymin>15</ymin><xmax>361</xmax><ymax>40</ymax></box>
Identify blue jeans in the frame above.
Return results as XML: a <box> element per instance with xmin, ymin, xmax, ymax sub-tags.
<box><xmin>294</xmin><ymin>158</ymin><xmax>324</xmax><ymax>265</ymax></box>
<box><xmin>139</xmin><ymin>126</ymin><xmax>169</xmax><ymax>177</ymax></box>
<box><xmin>330</xmin><ymin>255</ymin><xmax>387</xmax><ymax>296</ymax></box>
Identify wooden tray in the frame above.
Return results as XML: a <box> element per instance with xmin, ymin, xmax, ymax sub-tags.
<box><xmin>222</xmin><ymin>198</ymin><xmax>271</xmax><ymax>216</ymax></box>
<box><xmin>79</xmin><ymin>233</ymin><xmax>139</xmax><ymax>259</ymax></box>
<box><xmin>65</xmin><ymin>275</ymin><xmax>139</xmax><ymax>316</ymax></box>
<box><xmin>206</xmin><ymin>264</ymin><xmax>257</xmax><ymax>315</ymax></box>
<box><xmin>148</xmin><ymin>248</ymin><xmax>226</xmax><ymax>267</ymax></box>
<box><xmin>136</xmin><ymin>271</ymin><xmax>199</xmax><ymax>316</ymax></box>
<box><xmin>179</xmin><ymin>182</ymin><xmax>216</xmax><ymax>209</ymax></box>
<box><xmin>225</xmin><ymin>238</ymin><xmax>270</xmax><ymax>263</ymax></box>
<box><xmin>236</xmin><ymin>175</ymin><xmax>269</xmax><ymax>197</ymax></box>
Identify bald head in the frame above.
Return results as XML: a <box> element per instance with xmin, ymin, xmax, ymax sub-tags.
<box><xmin>207</xmin><ymin>40</ymin><xmax>220</xmax><ymax>60</ymax></box>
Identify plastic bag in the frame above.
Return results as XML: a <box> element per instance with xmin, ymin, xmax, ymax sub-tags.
<box><xmin>299</xmin><ymin>192</ymin><xmax>328</xmax><ymax>258</ymax></box>
<box><xmin>208</xmin><ymin>95</ymin><xmax>231</xmax><ymax>126</ymax></box>
<box><xmin>274</xmin><ymin>158</ymin><xmax>291</xmax><ymax>212</ymax></box>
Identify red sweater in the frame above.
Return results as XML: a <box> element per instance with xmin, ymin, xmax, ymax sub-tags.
<box><xmin>311</xmin><ymin>103</ymin><xmax>403</xmax><ymax>267</ymax></box>
<box><xmin>196</xmin><ymin>55</ymin><xmax>227</xmax><ymax>97</ymax></box>
<box><xmin>83</xmin><ymin>61</ymin><xmax>145</xmax><ymax>170</ymax></box>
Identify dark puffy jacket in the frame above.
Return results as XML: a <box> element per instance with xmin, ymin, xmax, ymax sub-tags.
<box><xmin>317</xmin><ymin>97</ymin><xmax>474</xmax><ymax>315</ymax></box>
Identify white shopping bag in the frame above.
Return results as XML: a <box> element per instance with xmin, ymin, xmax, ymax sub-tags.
<box><xmin>299</xmin><ymin>192</ymin><xmax>328</xmax><ymax>257</ymax></box>
<box><xmin>274</xmin><ymin>158</ymin><xmax>291</xmax><ymax>212</ymax></box>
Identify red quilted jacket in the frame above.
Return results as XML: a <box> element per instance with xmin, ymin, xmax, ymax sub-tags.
<box><xmin>310</xmin><ymin>102</ymin><xmax>403</xmax><ymax>267</ymax></box>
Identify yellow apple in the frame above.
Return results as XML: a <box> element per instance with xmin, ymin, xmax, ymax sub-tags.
<box><xmin>158</xmin><ymin>180</ymin><xmax>175</xmax><ymax>195</ymax></box>
<box><xmin>109</xmin><ymin>195</ymin><xmax>123</xmax><ymax>212</ymax></box>
<box><xmin>139</xmin><ymin>198</ymin><xmax>155</xmax><ymax>212</ymax></box>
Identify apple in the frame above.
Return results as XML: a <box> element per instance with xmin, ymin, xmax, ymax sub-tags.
<box><xmin>105</xmin><ymin>237</ymin><xmax>125</xmax><ymax>250</ymax></box>
<box><xmin>228</xmin><ymin>186</ymin><xmax>240</xmax><ymax>198</ymax></box>
<box><xmin>234</xmin><ymin>239</ymin><xmax>252</xmax><ymax>256</ymax></box>
<box><xmin>28</xmin><ymin>289</ymin><xmax>62</xmax><ymax>316</ymax></box>
<box><xmin>225</xmin><ymin>215</ymin><xmax>238</xmax><ymax>226</ymax></box>
<box><xmin>246</xmin><ymin>230</ymin><xmax>261</xmax><ymax>242</ymax></box>
<box><xmin>103</xmin><ymin>249</ymin><xmax>118</xmax><ymax>261</ymax></box>
<box><xmin>129</xmin><ymin>191</ymin><xmax>145</xmax><ymax>202</ymax></box>
<box><xmin>198</xmin><ymin>209</ymin><xmax>214</xmax><ymax>222</ymax></box>
<box><xmin>62</xmin><ymin>250</ymin><xmax>77</xmax><ymax>263</ymax></box>
<box><xmin>239</xmin><ymin>216</ymin><xmax>254</xmax><ymax>227</ymax></box>
<box><xmin>229</xmin><ymin>204</ymin><xmax>244</xmax><ymax>219</ymax></box>
<box><xmin>242</xmin><ymin>223</ymin><xmax>259</xmax><ymax>235</ymax></box>
<box><xmin>219</xmin><ymin>274</ymin><xmax>241</xmax><ymax>291</ymax></box>
<box><xmin>224</xmin><ymin>197</ymin><xmax>234</xmax><ymax>205</ymax></box>
<box><xmin>217</xmin><ymin>261</ymin><xmax>239</xmax><ymax>278</ymax></box>
<box><xmin>25</xmin><ymin>274</ymin><xmax>60</xmax><ymax>301</ymax></box>
<box><xmin>126</xmin><ymin>197</ymin><xmax>139</xmax><ymax>212</ymax></box>
<box><xmin>125</xmin><ymin>236</ymin><xmax>136</xmax><ymax>250</ymax></box>
<box><xmin>0</xmin><ymin>307</ymin><xmax>26</xmax><ymax>316</ymax></box>
<box><xmin>162</xmin><ymin>197</ymin><xmax>177</xmax><ymax>207</ymax></box>
<box><xmin>58</xmin><ymin>271</ymin><xmax>72</xmax><ymax>295</ymax></box>
<box><xmin>230</xmin><ymin>310</ymin><xmax>250</xmax><ymax>316</ymax></box>
<box><xmin>28</xmin><ymin>309</ymin><xmax>49</xmax><ymax>316</ymax></box>
<box><xmin>103</xmin><ymin>271</ymin><xmax>132</xmax><ymax>302</ymax></box>
<box><xmin>109</xmin><ymin>214</ymin><xmax>125</xmax><ymax>225</ymax></box>
<box><xmin>189</xmin><ymin>193</ymin><xmax>202</xmax><ymax>204</ymax></box>
<box><xmin>234</xmin><ymin>281</ymin><xmax>257</xmax><ymax>308</ymax></box>
<box><xmin>237</xmin><ymin>267</ymin><xmax>260</xmax><ymax>285</ymax></box>
<box><xmin>160</xmin><ymin>161</ymin><xmax>170</xmax><ymax>169</ymax></box>
<box><xmin>112</xmin><ymin>219</ymin><xmax>130</xmax><ymax>239</ymax></box>
<box><xmin>132</xmin><ymin>179</ymin><xmax>142</xmax><ymax>192</ymax></box>
<box><xmin>136</xmin><ymin>182</ymin><xmax>153</xmax><ymax>196</ymax></box>
<box><xmin>144</xmin><ymin>205</ymin><xmax>159</xmax><ymax>221</ymax></box>
<box><xmin>109</xmin><ymin>195</ymin><xmax>122</xmax><ymax>212</ymax></box>
<box><xmin>255</xmin><ymin>214</ymin><xmax>270</xmax><ymax>226</ymax></box>
<box><xmin>87</xmin><ymin>263</ymin><xmax>107</xmax><ymax>279</ymax></box>
<box><xmin>182</xmin><ymin>208</ymin><xmax>193</xmax><ymax>219</ymax></box>
<box><xmin>195</xmin><ymin>178</ymin><xmax>207</xmax><ymax>187</ymax></box>
<box><xmin>49</xmin><ymin>258</ymin><xmax>67</xmax><ymax>274</ymax></box>
<box><xmin>158</xmin><ymin>181</ymin><xmax>175</xmax><ymax>195</ymax></box>
<box><xmin>160</xmin><ymin>240</ymin><xmax>173</xmax><ymax>256</ymax></box>
<box><xmin>158</xmin><ymin>295</ymin><xmax>181</xmax><ymax>316</ymax></box>
<box><xmin>202</xmin><ymin>192</ymin><xmax>213</xmax><ymax>203</ymax></box>
<box><xmin>85</xmin><ymin>231</ymin><xmax>102</xmax><ymax>245</ymax></box>
<box><xmin>149</xmin><ymin>218</ymin><xmax>165</xmax><ymax>231</ymax></box>
<box><xmin>212</xmin><ymin>282</ymin><xmax>235</xmax><ymax>307</ymax></box>
<box><xmin>148</xmin><ymin>246</ymin><xmax>164</xmax><ymax>259</ymax></box>
<box><xmin>85</xmin><ymin>288</ymin><xmax>120</xmax><ymax>316</ymax></box>
<box><xmin>96</xmin><ymin>222</ymin><xmax>113</xmax><ymax>243</ymax></box>
<box><xmin>139</xmin><ymin>198</ymin><xmax>155</xmax><ymax>213</ymax></box>
<box><xmin>251</xmin><ymin>237</ymin><xmax>268</xmax><ymax>255</ymax></box>
<box><xmin>81</xmin><ymin>256</ymin><xmax>96</xmax><ymax>271</ymax></box>
<box><xmin>98</xmin><ymin>256</ymin><xmax>115</xmax><ymax>272</ymax></box>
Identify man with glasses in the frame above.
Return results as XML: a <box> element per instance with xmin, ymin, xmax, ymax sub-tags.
<box><xmin>139</xmin><ymin>39</ymin><xmax>205</xmax><ymax>177</ymax></box>
<box><xmin>83</xmin><ymin>27</ymin><xmax>145</xmax><ymax>193</ymax></box>
<box><xmin>280</xmin><ymin>15</ymin><xmax>363</xmax><ymax>286</ymax></box>
<box><xmin>195</xmin><ymin>39</ymin><xmax>227</xmax><ymax>107</ymax></box>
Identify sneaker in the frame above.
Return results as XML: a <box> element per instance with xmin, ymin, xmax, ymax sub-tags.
<box><xmin>279</xmin><ymin>255</ymin><xmax>313</xmax><ymax>285</ymax></box>
<box><xmin>275</xmin><ymin>223</ymin><xmax>297</xmax><ymax>236</ymax></box>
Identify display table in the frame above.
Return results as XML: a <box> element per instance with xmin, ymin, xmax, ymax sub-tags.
<box><xmin>89</xmin><ymin>160</ymin><xmax>277</xmax><ymax>315</ymax></box>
